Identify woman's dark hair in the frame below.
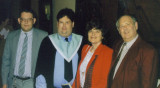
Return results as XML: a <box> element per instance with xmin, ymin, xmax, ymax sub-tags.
<box><xmin>56</xmin><ymin>8</ymin><xmax>75</xmax><ymax>22</ymax></box>
<box><xmin>85</xmin><ymin>19</ymin><xmax>106</xmax><ymax>45</ymax></box>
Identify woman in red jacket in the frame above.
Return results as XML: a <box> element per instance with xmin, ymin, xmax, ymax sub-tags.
<box><xmin>72</xmin><ymin>20</ymin><xmax>113</xmax><ymax>88</ymax></box>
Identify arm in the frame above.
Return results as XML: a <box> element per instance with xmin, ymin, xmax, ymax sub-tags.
<box><xmin>2</xmin><ymin>85</ymin><xmax>7</xmax><ymax>88</ymax></box>
<box><xmin>1</xmin><ymin>33</ymin><xmax>11</xmax><ymax>87</ymax></box>
<box><xmin>34</xmin><ymin>37</ymin><xmax>56</xmax><ymax>88</ymax></box>
<box><xmin>36</xmin><ymin>75</ymin><xmax>47</xmax><ymax>88</ymax></box>
<box><xmin>141</xmin><ymin>48</ymin><xmax>158</xmax><ymax>88</ymax></box>
<box><xmin>92</xmin><ymin>48</ymin><xmax>113</xmax><ymax>88</ymax></box>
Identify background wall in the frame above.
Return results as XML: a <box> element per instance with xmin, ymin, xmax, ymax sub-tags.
<box><xmin>52</xmin><ymin>0</ymin><xmax>76</xmax><ymax>33</ymax></box>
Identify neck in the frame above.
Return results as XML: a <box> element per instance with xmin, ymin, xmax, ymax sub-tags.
<box><xmin>90</xmin><ymin>42</ymin><xmax>101</xmax><ymax>53</ymax></box>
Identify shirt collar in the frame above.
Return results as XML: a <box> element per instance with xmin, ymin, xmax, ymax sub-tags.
<box><xmin>125</xmin><ymin>34</ymin><xmax>138</xmax><ymax>49</ymax></box>
<box><xmin>21</xmin><ymin>28</ymin><xmax>33</xmax><ymax>36</ymax></box>
<box><xmin>59</xmin><ymin>34</ymin><xmax>72</xmax><ymax>42</ymax></box>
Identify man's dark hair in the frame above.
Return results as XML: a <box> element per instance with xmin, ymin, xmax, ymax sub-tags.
<box><xmin>19</xmin><ymin>8</ymin><xmax>36</xmax><ymax>18</ymax></box>
<box><xmin>56</xmin><ymin>8</ymin><xmax>75</xmax><ymax>22</ymax></box>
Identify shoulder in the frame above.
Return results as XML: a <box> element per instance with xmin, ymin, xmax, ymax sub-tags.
<box><xmin>72</xmin><ymin>33</ymin><xmax>83</xmax><ymax>38</ymax></box>
<box><xmin>72</xmin><ymin>33</ymin><xmax>83</xmax><ymax>41</ymax></box>
<box><xmin>137</xmin><ymin>39</ymin><xmax>156</xmax><ymax>51</ymax></box>
<box><xmin>33</xmin><ymin>28</ymin><xmax>48</xmax><ymax>35</ymax></box>
<box><xmin>82</xmin><ymin>44</ymin><xmax>90</xmax><ymax>50</ymax></box>
<box><xmin>101</xmin><ymin>44</ymin><xmax>113</xmax><ymax>54</ymax></box>
<box><xmin>9</xmin><ymin>29</ymin><xmax>20</xmax><ymax>34</ymax></box>
<box><xmin>7</xmin><ymin>29</ymin><xmax>20</xmax><ymax>37</ymax></box>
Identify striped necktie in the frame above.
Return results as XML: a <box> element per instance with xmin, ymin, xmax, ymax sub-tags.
<box><xmin>108</xmin><ymin>42</ymin><xmax>126</xmax><ymax>88</ymax></box>
<box><xmin>19</xmin><ymin>33</ymin><xmax>28</xmax><ymax>77</ymax></box>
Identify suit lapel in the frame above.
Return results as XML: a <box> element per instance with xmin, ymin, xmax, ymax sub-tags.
<box><xmin>86</xmin><ymin>44</ymin><xmax>102</xmax><ymax>73</ymax></box>
<box><xmin>12</xmin><ymin>30</ymin><xmax>21</xmax><ymax>69</ymax></box>
<box><xmin>31</xmin><ymin>28</ymin><xmax>38</xmax><ymax>76</ymax></box>
<box><xmin>110</xmin><ymin>42</ymin><xmax>122</xmax><ymax>68</ymax></box>
<box><xmin>113</xmin><ymin>37</ymin><xmax>141</xmax><ymax>80</ymax></box>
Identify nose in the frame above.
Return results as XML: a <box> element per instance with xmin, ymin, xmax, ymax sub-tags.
<box><xmin>63</xmin><ymin>23</ymin><xmax>66</xmax><ymax>27</ymax></box>
<box><xmin>91</xmin><ymin>32</ymin><xmax>95</xmax><ymax>35</ymax></box>
<box><xmin>24</xmin><ymin>19</ymin><xmax>29</xmax><ymax>23</ymax></box>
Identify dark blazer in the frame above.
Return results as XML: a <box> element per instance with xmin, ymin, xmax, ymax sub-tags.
<box><xmin>108</xmin><ymin>36</ymin><xmax>159</xmax><ymax>88</ymax></box>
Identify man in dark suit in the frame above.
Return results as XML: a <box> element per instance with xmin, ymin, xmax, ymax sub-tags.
<box><xmin>108</xmin><ymin>15</ymin><xmax>158</xmax><ymax>88</ymax></box>
<box><xmin>1</xmin><ymin>9</ymin><xmax>48</xmax><ymax>88</ymax></box>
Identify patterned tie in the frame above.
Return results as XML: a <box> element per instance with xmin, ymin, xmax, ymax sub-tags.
<box><xmin>64</xmin><ymin>38</ymin><xmax>73</xmax><ymax>82</ymax></box>
<box><xmin>108</xmin><ymin>42</ymin><xmax>126</xmax><ymax>88</ymax></box>
<box><xmin>19</xmin><ymin>33</ymin><xmax>28</xmax><ymax>77</ymax></box>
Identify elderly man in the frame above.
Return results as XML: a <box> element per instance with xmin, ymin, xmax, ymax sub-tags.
<box><xmin>108</xmin><ymin>14</ymin><xmax>158</xmax><ymax>88</ymax></box>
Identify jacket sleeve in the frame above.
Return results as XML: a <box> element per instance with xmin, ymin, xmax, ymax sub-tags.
<box><xmin>92</xmin><ymin>47</ymin><xmax>113</xmax><ymax>88</ymax></box>
<box><xmin>141</xmin><ymin>48</ymin><xmax>158</xmax><ymax>88</ymax></box>
<box><xmin>1</xmin><ymin>32</ymin><xmax>12</xmax><ymax>85</ymax></box>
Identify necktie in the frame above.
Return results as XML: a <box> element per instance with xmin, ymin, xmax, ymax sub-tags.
<box><xmin>19</xmin><ymin>33</ymin><xmax>28</xmax><ymax>77</ymax></box>
<box><xmin>108</xmin><ymin>42</ymin><xmax>126</xmax><ymax>88</ymax></box>
<box><xmin>64</xmin><ymin>38</ymin><xmax>73</xmax><ymax>82</ymax></box>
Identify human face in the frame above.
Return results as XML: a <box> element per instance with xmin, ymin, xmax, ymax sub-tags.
<box><xmin>118</xmin><ymin>16</ymin><xmax>138</xmax><ymax>42</ymax></box>
<box><xmin>57</xmin><ymin>16</ymin><xmax>74</xmax><ymax>37</ymax></box>
<box><xmin>18</xmin><ymin>12</ymin><xmax>36</xmax><ymax>32</ymax></box>
<box><xmin>88</xmin><ymin>28</ymin><xmax>103</xmax><ymax>45</ymax></box>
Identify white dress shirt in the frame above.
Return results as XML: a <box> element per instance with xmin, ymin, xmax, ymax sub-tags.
<box><xmin>14</xmin><ymin>29</ymin><xmax>33</xmax><ymax>77</ymax></box>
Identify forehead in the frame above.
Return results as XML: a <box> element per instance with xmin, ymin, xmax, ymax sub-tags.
<box><xmin>20</xmin><ymin>12</ymin><xmax>33</xmax><ymax>18</ymax></box>
<box><xmin>59</xmin><ymin>16</ymin><xmax>71</xmax><ymax>21</ymax></box>
<box><xmin>90</xmin><ymin>28</ymin><xmax>101</xmax><ymax>31</ymax></box>
<box><xmin>119</xmin><ymin>16</ymin><xmax>133</xmax><ymax>24</ymax></box>
<box><xmin>89</xmin><ymin>28</ymin><xmax>102</xmax><ymax>33</ymax></box>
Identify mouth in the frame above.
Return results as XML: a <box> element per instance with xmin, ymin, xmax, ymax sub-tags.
<box><xmin>90</xmin><ymin>36</ymin><xmax>96</xmax><ymax>39</ymax></box>
<box><xmin>123</xmin><ymin>30</ymin><xmax>129</xmax><ymax>34</ymax></box>
<box><xmin>24</xmin><ymin>25</ymin><xmax>29</xmax><ymax>27</ymax></box>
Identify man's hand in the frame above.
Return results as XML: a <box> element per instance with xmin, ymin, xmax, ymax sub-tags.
<box><xmin>2</xmin><ymin>84</ymin><xmax>7</xmax><ymax>88</ymax></box>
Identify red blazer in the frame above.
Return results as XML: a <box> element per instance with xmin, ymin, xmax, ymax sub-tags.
<box><xmin>72</xmin><ymin>43</ymin><xmax>113</xmax><ymax>88</ymax></box>
<box><xmin>108</xmin><ymin>37</ymin><xmax>159</xmax><ymax>88</ymax></box>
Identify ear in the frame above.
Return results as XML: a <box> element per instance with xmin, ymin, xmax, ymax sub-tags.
<box><xmin>72</xmin><ymin>22</ymin><xmax>74</xmax><ymax>28</ymax></box>
<box><xmin>102</xmin><ymin>37</ymin><xmax>104</xmax><ymax>39</ymax></box>
<box><xmin>18</xmin><ymin>18</ymin><xmax>21</xmax><ymax>24</ymax></box>
<box><xmin>135</xmin><ymin>22</ymin><xmax>138</xmax><ymax>30</ymax></box>
<box><xmin>33</xmin><ymin>18</ymin><xmax>36</xmax><ymax>24</ymax></box>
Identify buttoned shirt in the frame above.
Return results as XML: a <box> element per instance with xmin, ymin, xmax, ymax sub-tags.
<box><xmin>14</xmin><ymin>29</ymin><xmax>33</xmax><ymax>77</ymax></box>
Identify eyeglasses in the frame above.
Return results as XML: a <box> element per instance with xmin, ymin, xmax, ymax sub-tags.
<box><xmin>20</xmin><ymin>18</ymin><xmax>34</xmax><ymax>22</ymax></box>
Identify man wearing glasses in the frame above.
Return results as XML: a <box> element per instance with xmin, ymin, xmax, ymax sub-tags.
<box><xmin>1</xmin><ymin>9</ymin><xmax>48</xmax><ymax>88</ymax></box>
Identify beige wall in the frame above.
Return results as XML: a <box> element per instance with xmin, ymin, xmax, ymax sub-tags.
<box><xmin>52</xmin><ymin>0</ymin><xmax>76</xmax><ymax>33</ymax></box>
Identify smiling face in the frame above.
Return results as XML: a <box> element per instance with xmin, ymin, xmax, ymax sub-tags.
<box><xmin>118</xmin><ymin>16</ymin><xmax>138</xmax><ymax>42</ymax></box>
<box><xmin>18</xmin><ymin>12</ymin><xmax>36</xmax><ymax>32</ymax></box>
<box><xmin>57</xmin><ymin>16</ymin><xmax>74</xmax><ymax>37</ymax></box>
<box><xmin>88</xmin><ymin>28</ymin><xmax>103</xmax><ymax>45</ymax></box>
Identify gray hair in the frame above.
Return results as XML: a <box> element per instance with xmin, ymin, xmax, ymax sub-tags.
<box><xmin>116</xmin><ymin>15</ymin><xmax>137</xmax><ymax>29</ymax></box>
